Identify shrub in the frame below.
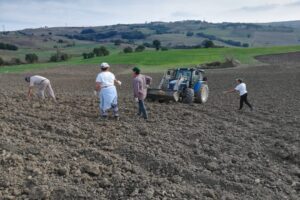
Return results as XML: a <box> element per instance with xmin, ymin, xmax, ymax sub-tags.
<box><xmin>50</xmin><ymin>55</ymin><xmax>59</xmax><ymax>62</ymax></box>
<box><xmin>153</xmin><ymin>40</ymin><xmax>161</xmax><ymax>51</ymax></box>
<box><xmin>143</xmin><ymin>42</ymin><xmax>152</xmax><ymax>48</ymax></box>
<box><xmin>81</xmin><ymin>28</ymin><xmax>96</xmax><ymax>34</ymax></box>
<box><xmin>60</xmin><ymin>53</ymin><xmax>69</xmax><ymax>61</ymax></box>
<box><xmin>25</xmin><ymin>53</ymin><xmax>38</xmax><ymax>63</ymax></box>
<box><xmin>123</xmin><ymin>46</ymin><xmax>133</xmax><ymax>53</ymax></box>
<box><xmin>50</xmin><ymin>52</ymin><xmax>70</xmax><ymax>62</ymax></box>
<box><xmin>93</xmin><ymin>46</ymin><xmax>110</xmax><ymax>56</ymax></box>
<box><xmin>148</xmin><ymin>24</ymin><xmax>170</xmax><ymax>34</ymax></box>
<box><xmin>186</xmin><ymin>32</ymin><xmax>194</xmax><ymax>37</ymax></box>
<box><xmin>135</xmin><ymin>45</ymin><xmax>145</xmax><ymax>52</ymax></box>
<box><xmin>95</xmin><ymin>31</ymin><xmax>118</xmax><ymax>40</ymax></box>
<box><xmin>121</xmin><ymin>31</ymin><xmax>146</xmax><ymax>39</ymax></box>
<box><xmin>82</xmin><ymin>52</ymin><xmax>94</xmax><ymax>59</ymax></box>
<box><xmin>220</xmin><ymin>39</ymin><xmax>241</xmax><ymax>47</ymax></box>
<box><xmin>0</xmin><ymin>57</ymin><xmax>4</xmax><ymax>66</ymax></box>
<box><xmin>0</xmin><ymin>42</ymin><xmax>18</xmax><ymax>51</ymax></box>
<box><xmin>87</xmin><ymin>52</ymin><xmax>94</xmax><ymax>58</ymax></box>
<box><xmin>82</xmin><ymin>53</ymin><xmax>88</xmax><ymax>59</ymax></box>
<box><xmin>10</xmin><ymin>58</ymin><xmax>21</xmax><ymax>65</ymax></box>
<box><xmin>161</xmin><ymin>47</ymin><xmax>168</xmax><ymax>51</ymax></box>
<box><xmin>196</xmin><ymin>32</ymin><xmax>217</xmax><ymax>40</ymax></box>
<box><xmin>114</xmin><ymin>39</ymin><xmax>122</xmax><ymax>46</ymax></box>
<box><xmin>202</xmin><ymin>40</ymin><xmax>215</xmax><ymax>48</ymax></box>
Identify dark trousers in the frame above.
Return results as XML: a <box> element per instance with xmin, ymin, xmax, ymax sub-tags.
<box><xmin>138</xmin><ymin>100</ymin><xmax>148</xmax><ymax>119</ymax></box>
<box><xmin>239</xmin><ymin>93</ymin><xmax>252</xmax><ymax>110</ymax></box>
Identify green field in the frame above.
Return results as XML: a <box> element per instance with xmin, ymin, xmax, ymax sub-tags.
<box><xmin>1</xmin><ymin>45</ymin><xmax>300</xmax><ymax>73</ymax></box>
<box><xmin>0</xmin><ymin>42</ymin><xmax>121</xmax><ymax>62</ymax></box>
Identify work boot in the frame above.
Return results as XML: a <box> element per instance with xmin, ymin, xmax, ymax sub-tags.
<box><xmin>114</xmin><ymin>116</ymin><xmax>120</xmax><ymax>121</ymax></box>
<box><xmin>101</xmin><ymin>116</ymin><xmax>108</xmax><ymax>121</ymax></box>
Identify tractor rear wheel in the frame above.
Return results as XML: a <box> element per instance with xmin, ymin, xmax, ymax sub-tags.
<box><xmin>182</xmin><ymin>88</ymin><xmax>194</xmax><ymax>104</ymax></box>
<box><xmin>195</xmin><ymin>84</ymin><xmax>209</xmax><ymax>103</ymax></box>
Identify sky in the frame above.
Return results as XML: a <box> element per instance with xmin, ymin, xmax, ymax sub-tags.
<box><xmin>0</xmin><ymin>0</ymin><xmax>300</xmax><ymax>31</ymax></box>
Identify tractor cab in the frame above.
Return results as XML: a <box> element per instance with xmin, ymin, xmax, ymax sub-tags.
<box><xmin>147</xmin><ymin>67</ymin><xmax>209</xmax><ymax>104</ymax></box>
<box><xmin>167</xmin><ymin>68</ymin><xmax>205</xmax><ymax>91</ymax></box>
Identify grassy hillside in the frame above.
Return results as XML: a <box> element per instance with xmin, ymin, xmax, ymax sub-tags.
<box><xmin>1</xmin><ymin>45</ymin><xmax>300</xmax><ymax>73</ymax></box>
<box><xmin>1</xmin><ymin>20</ymin><xmax>300</xmax><ymax>65</ymax></box>
<box><xmin>0</xmin><ymin>31</ymin><xmax>120</xmax><ymax>62</ymax></box>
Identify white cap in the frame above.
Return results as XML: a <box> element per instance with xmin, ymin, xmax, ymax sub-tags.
<box><xmin>100</xmin><ymin>62</ymin><xmax>110</xmax><ymax>69</ymax></box>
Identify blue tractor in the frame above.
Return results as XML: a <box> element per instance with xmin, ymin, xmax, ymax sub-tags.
<box><xmin>147</xmin><ymin>68</ymin><xmax>209</xmax><ymax>104</ymax></box>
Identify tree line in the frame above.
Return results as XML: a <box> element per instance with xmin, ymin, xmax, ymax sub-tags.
<box><xmin>0</xmin><ymin>51</ymin><xmax>71</xmax><ymax>66</ymax></box>
<box><xmin>196</xmin><ymin>32</ymin><xmax>249</xmax><ymax>47</ymax></box>
<box><xmin>0</xmin><ymin>42</ymin><xmax>18</xmax><ymax>51</ymax></box>
<box><xmin>81</xmin><ymin>40</ymin><xmax>167</xmax><ymax>60</ymax></box>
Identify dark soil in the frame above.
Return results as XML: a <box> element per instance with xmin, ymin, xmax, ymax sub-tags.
<box><xmin>0</xmin><ymin>55</ymin><xmax>299</xmax><ymax>199</ymax></box>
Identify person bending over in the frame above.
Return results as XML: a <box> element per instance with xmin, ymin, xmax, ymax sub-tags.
<box><xmin>25</xmin><ymin>75</ymin><xmax>56</xmax><ymax>102</ymax></box>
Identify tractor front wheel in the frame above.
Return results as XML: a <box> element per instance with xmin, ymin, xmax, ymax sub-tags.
<box><xmin>182</xmin><ymin>88</ymin><xmax>194</xmax><ymax>104</ymax></box>
<box><xmin>195</xmin><ymin>84</ymin><xmax>209</xmax><ymax>103</ymax></box>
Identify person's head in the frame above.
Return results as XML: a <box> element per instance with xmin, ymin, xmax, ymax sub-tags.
<box><xmin>236</xmin><ymin>78</ymin><xmax>243</xmax><ymax>84</ymax></box>
<box><xmin>24</xmin><ymin>75</ymin><xmax>31</xmax><ymax>82</ymax></box>
<box><xmin>132</xmin><ymin>67</ymin><xmax>140</xmax><ymax>77</ymax></box>
<box><xmin>100</xmin><ymin>62</ymin><xmax>110</xmax><ymax>71</ymax></box>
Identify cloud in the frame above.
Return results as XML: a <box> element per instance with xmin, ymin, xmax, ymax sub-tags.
<box><xmin>0</xmin><ymin>0</ymin><xmax>300</xmax><ymax>31</ymax></box>
<box><xmin>236</xmin><ymin>4</ymin><xmax>279</xmax><ymax>12</ymax></box>
<box><xmin>171</xmin><ymin>11</ymin><xmax>198</xmax><ymax>18</ymax></box>
<box><xmin>285</xmin><ymin>1</ymin><xmax>300</xmax><ymax>7</ymax></box>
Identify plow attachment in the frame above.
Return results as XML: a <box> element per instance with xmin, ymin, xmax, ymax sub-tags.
<box><xmin>147</xmin><ymin>89</ymin><xmax>179</xmax><ymax>102</ymax></box>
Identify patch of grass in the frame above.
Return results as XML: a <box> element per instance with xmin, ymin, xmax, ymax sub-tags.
<box><xmin>0</xmin><ymin>62</ymin><xmax>68</xmax><ymax>73</ymax></box>
<box><xmin>1</xmin><ymin>45</ymin><xmax>300</xmax><ymax>73</ymax></box>
<box><xmin>76</xmin><ymin>45</ymin><xmax>300</xmax><ymax>71</ymax></box>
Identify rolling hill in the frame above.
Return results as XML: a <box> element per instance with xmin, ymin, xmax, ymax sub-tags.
<box><xmin>0</xmin><ymin>20</ymin><xmax>300</xmax><ymax>63</ymax></box>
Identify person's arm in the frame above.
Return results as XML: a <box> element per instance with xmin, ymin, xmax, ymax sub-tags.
<box><xmin>27</xmin><ymin>86</ymin><xmax>33</xmax><ymax>100</ymax></box>
<box><xmin>133</xmin><ymin>79</ymin><xmax>142</xmax><ymax>98</ymax></box>
<box><xmin>145</xmin><ymin>75</ymin><xmax>152</xmax><ymax>85</ymax></box>
<box><xmin>138</xmin><ymin>79</ymin><xmax>144</xmax><ymax>95</ymax></box>
<box><xmin>95</xmin><ymin>74</ymin><xmax>102</xmax><ymax>93</ymax></box>
<box><xmin>114</xmin><ymin>79</ymin><xmax>122</xmax><ymax>86</ymax></box>
<box><xmin>224</xmin><ymin>88</ymin><xmax>236</xmax><ymax>94</ymax></box>
<box><xmin>224</xmin><ymin>84</ymin><xmax>239</xmax><ymax>94</ymax></box>
<box><xmin>95</xmin><ymin>82</ymin><xmax>101</xmax><ymax>92</ymax></box>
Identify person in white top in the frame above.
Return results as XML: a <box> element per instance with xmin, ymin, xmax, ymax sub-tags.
<box><xmin>95</xmin><ymin>62</ymin><xmax>122</xmax><ymax>119</ymax></box>
<box><xmin>25</xmin><ymin>75</ymin><xmax>56</xmax><ymax>102</ymax></box>
<box><xmin>224</xmin><ymin>78</ymin><xmax>253</xmax><ymax>111</ymax></box>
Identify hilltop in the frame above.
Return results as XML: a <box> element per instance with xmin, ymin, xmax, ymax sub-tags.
<box><xmin>1</xmin><ymin>20</ymin><xmax>300</xmax><ymax>64</ymax></box>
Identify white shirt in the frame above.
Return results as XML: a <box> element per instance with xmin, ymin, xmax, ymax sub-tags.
<box><xmin>235</xmin><ymin>83</ymin><xmax>247</xmax><ymax>96</ymax></box>
<box><xmin>96</xmin><ymin>71</ymin><xmax>115</xmax><ymax>87</ymax></box>
<box><xmin>30</xmin><ymin>75</ymin><xmax>47</xmax><ymax>87</ymax></box>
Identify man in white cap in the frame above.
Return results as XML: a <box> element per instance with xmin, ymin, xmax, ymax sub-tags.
<box><xmin>25</xmin><ymin>75</ymin><xmax>56</xmax><ymax>102</ymax></box>
<box><xmin>95</xmin><ymin>62</ymin><xmax>122</xmax><ymax>119</ymax></box>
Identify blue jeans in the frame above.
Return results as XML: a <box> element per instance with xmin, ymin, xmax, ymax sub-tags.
<box><xmin>138</xmin><ymin>100</ymin><xmax>148</xmax><ymax>119</ymax></box>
